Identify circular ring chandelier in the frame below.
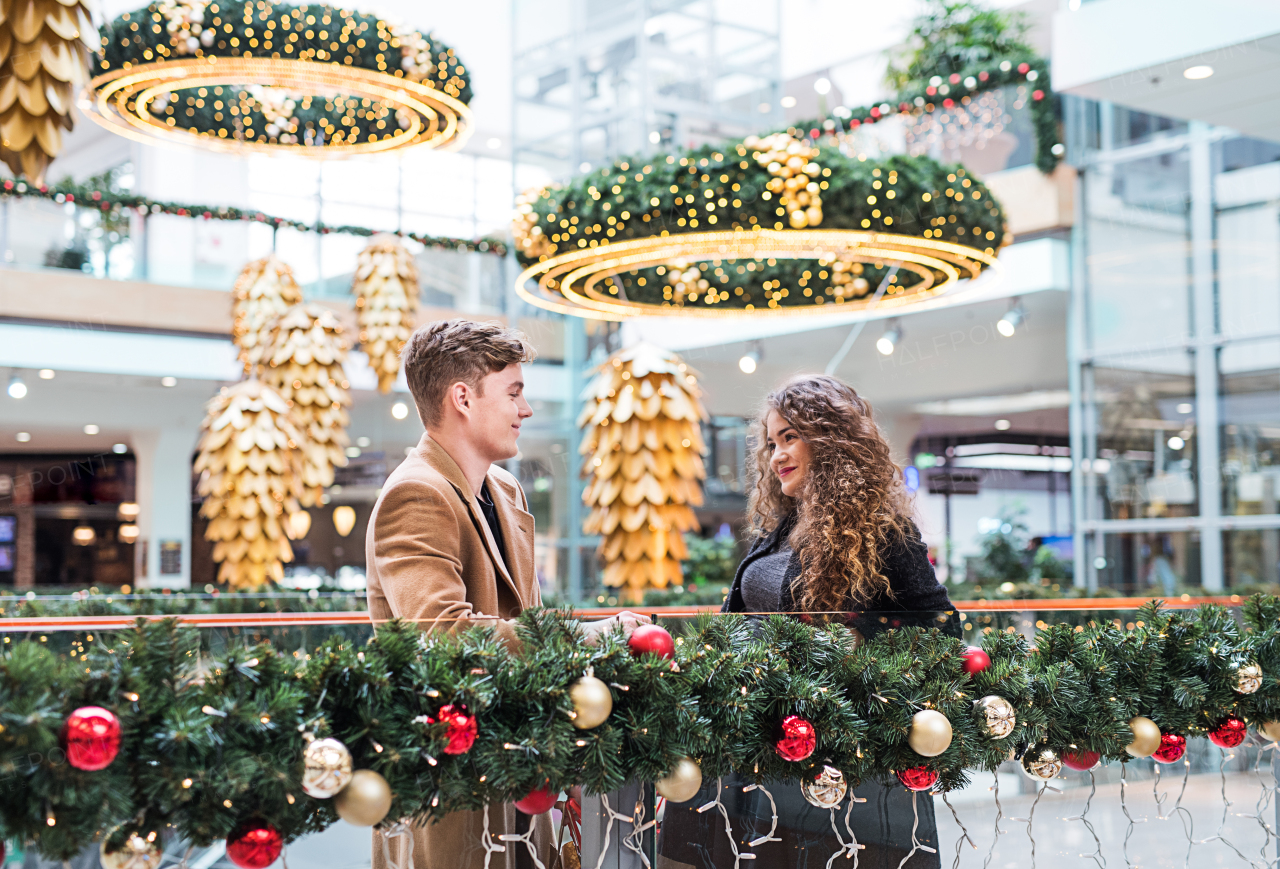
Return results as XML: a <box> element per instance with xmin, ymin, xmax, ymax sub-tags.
<box><xmin>516</xmin><ymin>228</ymin><xmax>1002</xmax><ymax>321</ymax></box>
<box><xmin>514</xmin><ymin>132</ymin><xmax>1008</xmax><ymax>320</ymax></box>
<box><xmin>85</xmin><ymin>1</ymin><xmax>474</xmax><ymax>156</ymax></box>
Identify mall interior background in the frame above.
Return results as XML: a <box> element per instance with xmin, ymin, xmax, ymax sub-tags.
<box><xmin>0</xmin><ymin>0</ymin><xmax>1277</xmax><ymax>606</ymax></box>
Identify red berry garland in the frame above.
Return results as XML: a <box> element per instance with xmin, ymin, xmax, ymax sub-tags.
<box><xmin>774</xmin><ymin>715</ymin><xmax>817</xmax><ymax>762</ymax></box>
<box><xmin>1061</xmin><ymin>749</ymin><xmax>1101</xmax><ymax>771</ymax></box>
<box><xmin>433</xmin><ymin>704</ymin><xmax>478</xmax><ymax>755</ymax></box>
<box><xmin>1152</xmin><ymin>732</ymin><xmax>1187</xmax><ymax>764</ymax></box>
<box><xmin>627</xmin><ymin>624</ymin><xmax>675</xmax><ymax>660</ymax></box>
<box><xmin>1208</xmin><ymin>717</ymin><xmax>1247</xmax><ymax>749</ymax></box>
<box><xmin>61</xmin><ymin>706</ymin><xmax>122</xmax><ymax>771</ymax></box>
<box><xmin>897</xmin><ymin>766</ymin><xmax>938</xmax><ymax>792</ymax></box>
<box><xmin>226</xmin><ymin>820</ymin><xmax>283</xmax><ymax>869</ymax></box>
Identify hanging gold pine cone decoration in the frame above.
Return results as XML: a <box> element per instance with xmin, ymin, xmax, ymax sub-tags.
<box><xmin>351</xmin><ymin>236</ymin><xmax>419</xmax><ymax>393</ymax></box>
<box><xmin>0</xmin><ymin>0</ymin><xmax>93</xmax><ymax>183</ymax></box>
<box><xmin>258</xmin><ymin>304</ymin><xmax>352</xmax><ymax>507</ymax></box>
<box><xmin>194</xmin><ymin>379</ymin><xmax>303</xmax><ymax>590</ymax></box>
<box><xmin>579</xmin><ymin>344</ymin><xmax>707</xmax><ymax>599</ymax></box>
<box><xmin>232</xmin><ymin>255</ymin><xmax>304</xmax><ymax>374</ymax></box>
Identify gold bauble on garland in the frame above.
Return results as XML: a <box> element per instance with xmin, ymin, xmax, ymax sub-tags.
<box><xmin>258</xmin><ymin>303</ymin><xmax>352</xmax><ymax>507</ymax></box>
<box><xmin>352</xmin><ymin>236</ymin><xmax>420</xmax><ymax>393</ymax></box>
<box><xmin>800</xmin><ymin>764</ymin><xmax>848</xmax><ymax>809</ymax></box>
<box><xmin>569</xmin><ymin>671</ymin><xmax>613</xmax><ymax>730</ymax></box>
<box><xmin>1124</xmin><ymin>715</ymin><xmax>1162</xmax><ymax>758</ymax></box>
<box><xmin>0</xmin><ymin>0</ymin><xmax>94</xmax><ymax>183</ymax></box>
<box><xmin>1020</xmin><ymin>745</ymin><xmax>1063</xmax><ymax>782</ymax></box>
<box><xmin>231</xmin><ymin>255</ymin><xmax>304</xmax><ymax>374</ymax></box>
<box><xmin>194</xmin><ymin>379</ymin><xmax>303</xmax><ymax>589</ymax></box>
<box><xmin>334</xmin><ymin>769</ymin><xmax>392</xmax><ymax>827</ymax></box>
<box><xmin>907</xmin><ymin>709</ymin><xmax>953</xmax><ymax>758</ymax></box>
<box><xmin>579</xmin><ymin>343</ymin><xmax>707</xmax><ymax>600</ymax></box>
<box><xmin>99</xmin><ymin>833</ymin><xmax>162</xmax><ymax>869</ymax></box>
<box><xmin>1234</xmin><ymin>661</ymin><xmax>1263</xmax><ymax>694</ymax></box>
<box><xmin>655</xmin><ymin>756</ymin><xmax>703</xmax><ymax>803</ymax></box>
<box><xmin>1259</xmin><ymin>721</ymin><xmax>1280</xmax><ymax>743</ymax></box>
<box><xmin>301</xmin><ymin>736</ymin><xmax>354</xmax><ymax>799</ymax></box>
<box><xmin>974</xmin><ymin>695</ymin><xmax>1016</xmax><ymax>739</ymax></box>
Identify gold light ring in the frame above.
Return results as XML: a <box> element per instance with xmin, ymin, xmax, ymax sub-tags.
<box><xmin>85</xmin><ymin>58</ymin><xmax>473</xmax><ymax>156</ymax></box>
<box><xmin>515</xmin><ymin>229</ymin><xmax>1000</xmax><ymax>320</ymax></box>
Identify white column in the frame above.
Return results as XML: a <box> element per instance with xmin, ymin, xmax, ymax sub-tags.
<box><xmin>132</xmin><ymin>427</ymin><xmax>195</xmax><ymax>588</ymax></box>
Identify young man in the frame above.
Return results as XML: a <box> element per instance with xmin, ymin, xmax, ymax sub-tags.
<box><xmin>367</xmin><ymin>318</ymin><xmax>647</xmax><ymax>869</ymax></box>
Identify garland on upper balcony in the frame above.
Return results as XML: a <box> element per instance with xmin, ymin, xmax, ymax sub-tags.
<box><xmin>0</xmin><ymin>178</ymin><xmax>506</xmax><ymax>256</ymax></box>
<box><xmin>3</xmin><ymin>598</ymin><xmax>1280</xmax><ymax>861</ymax></box>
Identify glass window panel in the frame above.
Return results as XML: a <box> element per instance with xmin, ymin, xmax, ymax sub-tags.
<box><xmin>1220</xmin><ymin>340</ymin><xmax>1280</xmax><ymax>515</ymax></box>
<box><xmin>1224</xmin><ymin>529</ymin><xmax>1280</xmax><ymax>589</ymax></box>
<box><xmin>1084</xmin><ymin>150</ymin><xmax>1191</xmax><ymax>355</ymax></box>
<box><xmin>1098</xmin><ymin>530</ymin><xmax>1202</xmax><ymax>593</ymax></box>
<box><xmin>1087</xmin><ymin>351</ymin><xmax>1197</xmax><ymax>519</ymax></box>
<box><xmin>1216</xmin><ymin>201</ymin><xmax>1280</xmax><ymax>339</ymax></box>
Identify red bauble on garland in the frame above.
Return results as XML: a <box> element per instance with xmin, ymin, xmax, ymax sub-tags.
<box><xmin>433</xmin><ymin>704</ymin><xmax>478</xmax><ymax>755</ymax></box>
<box><xmin>897</xmin><ymin>766</ymin><xmax>939</xmax><ymax>792</ymax></box>
<box><xmin>1061</xmin><ymin>749</ymin><xmax>1101</xmax><ymax>771</ymax></box>
<box><xmin>226</xmin><ymin>820</ymin><xmax>283</xmax><ymax>869</ymax></box>
<box><xmin>1208</xmin><ymin>717</ymin><xmax>1247</xmax><ymax>749</ymax></box>
<box><xmin>61</xmin><ymin>706</ymin><xmax>122</xmax><ymax>771</ymax></box>
<box><xmin>961</xmin><ymin>647</ymin><xmax>991</xmax><ymax>675</ymax></box>
<box><xmin>514</xmin><ymin>785</ymin><xmax>557</xmax><ymax>816</ymax></box>
<box><xmin>774</xmin><ymin>715</ymin><xmax>817</xmax><ymax>762</ymax></box>
<box><xmin>627</xmin><ymin>624</ymin><xmax>675</xmax><ymax>660</ymax></box>
<box><xmin>1152</xmin><ymin>732</ymin><xmax>1187</xmax><ymax>764</ymax></box>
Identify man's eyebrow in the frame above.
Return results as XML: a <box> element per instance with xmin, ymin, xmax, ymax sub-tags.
<box><xmin>510</xmin><ymin>381</ymin><xmax>525</xmax><ymax>390</ymax></box>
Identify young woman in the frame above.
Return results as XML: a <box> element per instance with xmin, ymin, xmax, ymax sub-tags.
<box><xmin>659</xmin><ymin>374</ymin><xmax>958</xmax><ymax>869</ymax></box>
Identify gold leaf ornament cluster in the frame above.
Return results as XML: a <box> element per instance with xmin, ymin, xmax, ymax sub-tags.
<box><xmin>258</xmin><ymin>304</ymin><xmax>351</xmax><ymax>507</ymax></box>
<box><xmin>579</xmin><ymin>344</ymin><xmax>707</xmax><ymax>596</ymax></box>
<box><xmin>746</xmin><ymin>132</ymin><xmax>824</xmax><ymax>229</ymax></box>
<box><xmin>0</xmin><ymin>0</ymin><xmax>94</xmax><ymax>183</ymax></box>
<box><xmin>195</xmin><ymin>380</ymin><xmax>303</xmax><ymax>590</ymax></box>
<box><xmin>232</xmin><ymin>255</ymin><xmax>304</xmax><ymax>373</ymax></box>
<box><xmin>352</xmin><ymin>235</ymin><xmax>419</xmax><ymax>393</ymax></box>
<box><xmin>513</xmin><ymin>188</ymin><xmax>553</xmax><ymax>261</ymax></box>
<box><xmin>157</xmin><ymin>0</ymin><xmax>211</xmax><ymax>55</ymax></box>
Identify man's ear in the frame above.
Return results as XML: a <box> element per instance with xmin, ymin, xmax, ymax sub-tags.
<box><xmin>448</xmin><ymin>381</ymin><xmax>471</xmax><ymax>418</ymax></box>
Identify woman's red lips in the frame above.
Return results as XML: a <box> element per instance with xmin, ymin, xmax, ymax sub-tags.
<box><xmin>779</xmin><ymin>466</ymin><xmax>795</xmax><ymax>477</ymax></box>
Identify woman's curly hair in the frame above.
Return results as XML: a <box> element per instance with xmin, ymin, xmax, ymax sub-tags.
<box><xmin>747</xmin><ymin>374</ymin><xmax>915</xmax><ymax>612</ymax></box>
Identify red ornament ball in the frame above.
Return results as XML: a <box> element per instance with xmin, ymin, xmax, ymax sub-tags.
<box><xmin>774</xmin><ymin>715</ymin><xmax>817</xmax><ymax>762</ymax></box>
<box><xmin>1209</xmin><ymin>717</ymin><xmax>1247</xmax><ymax>749</ymax></box>
<box><xmin>1152</xmin><ymin>732</ymin><xmax>1187</xmax><ymax>764</ymax></box>
<box><xmin>627</xmin><ymin>624</ymin><xmax>675</xmax><ymax>660</ymax></box>
<box><xmin>961</xmin><ymin>647</ymin><xmax>991</xmax><ymax>675</ymax></box>
<box><xmin>1061</xmin><ymin>749</ymin><xmax>1101</xmax><ymax>771</ymax></box>
<box><xmin>897</xmin><ymin>766</ymin><xmax>939</xmax><ymax>792</ymax></box>
<box><xmin>514</xmin><ymin>785</ymin><xmax>557</xmax><ymax>816</ymax></box>
<box><xmin>226</xmin><ymin>820</ymin><xmax>283</xmax><ymax>869</ymax></box>
<box><xmin>61</xmin><ymin>706</ymin><xmax>122</xmax><ymax>771</ymax></box>
<box><xmin>434</xmin><ymin>704</ymin><xmax>478</xmax><ymax>755</ymax></box>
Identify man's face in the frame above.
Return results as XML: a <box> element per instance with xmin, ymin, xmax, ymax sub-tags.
<box><xmin>468</xmin><ymin>363</ymin><xmax>533</xmax><ymax>461</ymax></box>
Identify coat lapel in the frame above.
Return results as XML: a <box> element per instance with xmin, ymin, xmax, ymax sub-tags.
<box><xmin>486</xmin><ymin>473</ymin><xmax>536</xmax><ymax>607</ymax></box>
<box><xmin>419</xmin><ymin>435</ymin><xmax>524</xmax><ymax>607</ymax></box>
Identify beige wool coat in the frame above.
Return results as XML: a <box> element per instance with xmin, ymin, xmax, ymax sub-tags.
<box><xmin>366</xmin><ymin>433</ymin><xmax>553</xmax><ymax>869</ymax></box>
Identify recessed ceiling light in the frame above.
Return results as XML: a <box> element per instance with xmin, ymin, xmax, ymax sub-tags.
<box><xmin>38</xmin><ymin>369</ymin><xmax>55</xmax><ymax>379</ymax></box>
<box><xmin>356</xmin><ymin>436</ymin><xmax>371</xmax><ymax>448</ymax></box>
<box><xmin>16</xmin><ymin>432</ymin><xmax>31</xmax><ymax>442</ymax></box>
<box><xmin>780</xmin><ymin>96</ymin><xmax>797</xmax><ymax>108</ymax></box>
<box><xmin>391</xmin><ymin>401</ymin><xmax>409</xmax><ymax>420</ymax></box>
<box><xmin>1183</xmin><ymin>65</ymin><xmax>1213</xmax><ymax>80</ymax></box>
<box><xmin>486</xmin><ymin>137</ymin><xmax>501</xmax><ymax>149</ymax></box>
<box><xmin>161</xmin><ymin>376</ymin><xmax>178</xmax><ymax>387</ymax></box>
<box><xmin>84</xmin><ymin>424</ymin><xmax>100</xmax><ymax>435</ymax></box>
<box><xmin>994</xmin><ymin>419</ymin><xmax>1012</xmax><ymax>431</ymax></box>
<box><xmin>113</xmin><ymin>443</ymin><xmax>129</xmax><ymax>454</ymax></box>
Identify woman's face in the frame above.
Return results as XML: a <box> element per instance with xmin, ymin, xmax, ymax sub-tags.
<box><xmin>765</xmin><ymin>409</ymin><xmax>810</xmax><ymax>499</ymax></box>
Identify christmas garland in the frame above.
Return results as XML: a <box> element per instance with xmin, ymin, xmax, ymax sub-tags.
<box><xmin>4</xmin><ymin>598</ymin><xmax>1280</xmax><ymax>863</ymax></box>
<box><xmin>95</xmin><ymin>1</ymin><xmax>471</xmax><ymax>149</ymax></box>
<box><xmin>1</xmin><ymin>179</ymin><xmax>507</xmax><ymax>256</ymax></box>
<box><xmin>514</xmin><ymin>144</ymin><xmax>1006</xmax><ymax>312</ymax></box>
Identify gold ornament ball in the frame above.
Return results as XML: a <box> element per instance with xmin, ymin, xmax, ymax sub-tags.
<box><xmin>99</xmin><ymin>834</ymin><xmax>162</xmax><ymax>869</ymax></box>
<box><xmin>908</xmin><ymin>709</ymin><xmax>953</xmax><ymax>757</ymax></box>
<box><xmin>655</xmin><ymin>756</ymin><xmax>703</xmax><ymax>803</ymax></box>
<box><xmin>1020</xmin><ymin>745</ymin><xmax>1063</xmax><ymax>782</ymax></box>
<box><xmin>1235</xmin><ymin>662</ymin><xmax>1264</xmax><ymax>695</ymax></box>
<box><xmin>974</xmin><ymin>695</ymin><xmax>1016</xmax><ymax>740</ymax></box>
<box><xmin>334</xmin><ymin>769</ymin><xmax>393</xmax><ymax>827</ymax></box>
<box><xmin>570</xmin><ymin>675</ymin><xmax>613</xmax><ymax>730</ymax></box>
<box><xmin>1259</xmin><ymin>721</ymin><xmax>1280</xmax><ymax>743</ymax></box>
<box><xmin>1125</xmin><ymin>715</ymin><xmax>1162</xmax><ymax>758</ymax></box>
<box><xmin>801</xmin><ymin>765</ymin><xmax>848</xmax><ymax>809</ymax></box>
<box><xmin>302</xmin><ymin>737</ymin><xmax>354</xmax><ymax>798</ymax></box>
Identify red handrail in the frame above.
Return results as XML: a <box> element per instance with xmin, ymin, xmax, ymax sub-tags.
<box><xmin>0</xmin><ymin>595</ymin><xmax>1247</xmax><ymax>632</ymax></box>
